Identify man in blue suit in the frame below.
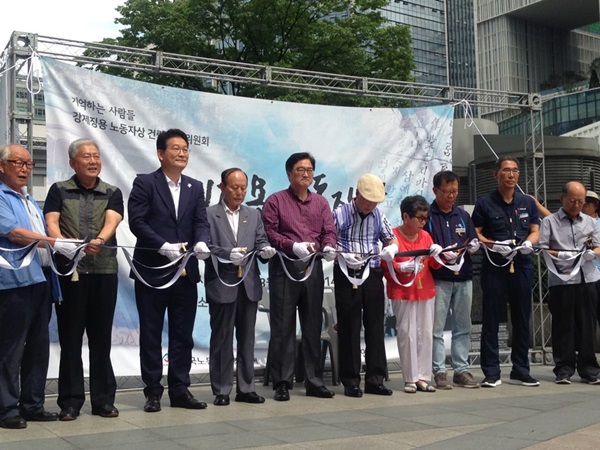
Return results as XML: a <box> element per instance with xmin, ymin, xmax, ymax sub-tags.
<box><xmin>205</xmin><ymin>168</ymin><xmax>276</xmax><ymax>406</ymax></box>
<box><xmin>128</xmin><ymin>129</ymin><xmax>211</xmax><ymax>412</ymax></box>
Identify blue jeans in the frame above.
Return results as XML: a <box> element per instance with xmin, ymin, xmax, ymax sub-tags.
<box><xmin>432</xmin><ymin>279</ymin><xmax>473</xmax><ymax>374</ymax></box>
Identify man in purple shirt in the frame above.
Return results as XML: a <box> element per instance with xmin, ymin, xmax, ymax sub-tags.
<box><xmin>262</xmin><ymin>152</ymin><xmax>337</xmax><ymax>401</ymax></box>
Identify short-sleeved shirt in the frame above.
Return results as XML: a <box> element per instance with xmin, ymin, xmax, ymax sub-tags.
<box><xmin>472</xmin><ymin>190</ymin><xmax>540</xmax><ymax>269</ymax></box>
<box><xmin>0</xmin><ymin>182</ymin><xmax>47</xmax><ymax>289</ymax></box>
<box><xmin>44</xmin><ymin>175</ymin><xmax>124</xmax><ymax>274</ymax></box>
<box><xmin>382</xmin><ymin>228</ymin><xmax>438</xmax><ymax>301</ymax></box>
<box><xmin>332</xmin><ymin>200</ymin><xmax>394</xmax><ymax>268</ymax></box>
<box><xmin>539</xmin><ymin>208</ymin><xmax>600</xmax><ymax>286</ymax></box>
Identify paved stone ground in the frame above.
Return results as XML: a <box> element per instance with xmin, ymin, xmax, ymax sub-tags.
<box><xmin>2</xmin><ymin>365</ymin><xmax>600</xmax><ymax>449</ymax></box>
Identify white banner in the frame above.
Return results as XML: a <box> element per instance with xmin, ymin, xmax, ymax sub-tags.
<box><xmin>40</xmin><ymin>56</ymin><xmax>454</xmax><ymax>377</ymax></box>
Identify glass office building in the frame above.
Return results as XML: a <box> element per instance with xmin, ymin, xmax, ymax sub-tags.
<box><xmin>446</xmin><ymin>0</ymin><xmax>476</xmax><ymax>88</ymax></box>
<box><xmin>379</xmin><ymin>1</ymin><xmax>448</xmax><ymax>85</ymax></box>
<box><xmin>476</xmin><ymin>0</ymin><xmax>600</xmax><ymax>94</ymax></box>
<box><xmin>499</xmin><ymin>87</ymin><xmax>600</xmax><ymax>136</ymax></box>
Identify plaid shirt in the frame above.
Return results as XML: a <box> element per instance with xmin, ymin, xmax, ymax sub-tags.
<box><xmin>332</xmin><ymin>200</ymin><xmax>394</xmax><ymax>268</ymax></box>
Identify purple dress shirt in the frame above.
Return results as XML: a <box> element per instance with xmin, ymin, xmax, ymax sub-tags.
<box><xmin>262</xmin><ymin>187</ymin><xmax>337</xmax><ymax>256</ymax></box>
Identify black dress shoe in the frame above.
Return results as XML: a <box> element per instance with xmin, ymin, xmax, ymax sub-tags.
<box><xmin>213</xmin><ymin>395</ymin><xmax>230</xmax><ymax>406</ymax></box>
<box><xmin>144</xmin><ymin>394</ymin><xmax>162</xmax><ymax>413</ymax></box>
<box><xmin>59</xmin><ymin>407</ymin><xmax>79</xmax><ymax>421</ymax></box>
<box><xmin>305</xmin><ymin>385</ymin><xmax>335</xmax><ymax>398</ymax></box>
<box><xmin>273</xmin><ymin>383</ymin><xmax>290</xmax><ymax>401</ymax></box>
<box><xmin>170</xmin><ymin>389</ymin><xmax>207</xmax><ymax>409</ymax></box>
<box><xmin>344</xmin><ymin>386</ymin><xmax>363</xmax><ymax>398</ymax></box>
<box><xmin>20</xmin><ymin>409</ymin><xmax>58</xmax><ymax>421</ymax></box>
<box><xmin>365</xmin><ymin>383</ymin><xmax>393</xmax><ymax>396</ymax></box>
<box><xmin>92</xmin><ymin>405</ymin><xmax>119</xmax><ymax>418</ymax></box>
<box><xmin>235</xmin><ymin>392</ymin><xmax>265</xmax><ymax>404</ymax></box>
<box><xmin>0</xmin><ymin>416</ymin><xmax>27</xmax><ymax>429</ymax></box>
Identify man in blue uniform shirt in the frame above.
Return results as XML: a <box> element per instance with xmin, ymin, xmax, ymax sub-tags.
<box><xmin>472</xmin><ymin>157</ymin><xmax>540</xmax><ymax>388</ymax></box>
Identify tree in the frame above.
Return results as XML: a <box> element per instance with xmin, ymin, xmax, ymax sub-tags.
<box><xmin>88</xmin><ymin>0</ymin><xmax>415</xmax><ymax>106</ymax></box>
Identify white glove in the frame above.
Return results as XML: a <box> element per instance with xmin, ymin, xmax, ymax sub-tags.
<box><xmin>259</xmin><ymin>246</ymin><xmax>277</xmax><ymax>259</ymax></box>
<box><xmin>519</xmin><ymin>240</ymin><xmax>533</xmax><ymax>255</ymax></box>
<box><xmin>193</xmin><ymin>241</ymin><xmax>210</xmax><ymax>260</ymax></box>
<box><xmin>492</xmin><ymin>240</ymin><xmax>514</xmax><ymax>257</ymax></box>
<box><xmin>557</xmin><ymin>251</ymin><xmax>577</xmax><ymax>260</ymax></box>
<box><xmin>159</xmin><ymin>242</ymin><xmax>185</xmax><ymax>261</ymax></box>
<box><xmin>379</xmin><ymin>243</ymin><xmax>398</xmax><ymax>262</ymax></box>
<box><xmin>322</xmin><ymin>245</ymin><xmax>336</xmax><ymax>262</ymax></box>
<box><xmin>292</xmin><ymin>242</ymin><xmax>314</xmax><ymax>258</ymax></box>
<box><xmin>399</xmin><ymin>260</ymin><xmax>416</xmax><ymax>273</ymax></box>
<box><xmin>341</xmin><ymin>252</ymin><xmax>365</xmax><ymax>270</ymax></box>
<box><xmin>53</xmin><ymin>238</ymin><xmax>80</xmax><ymax>259</ymax></box>
<box><xmin>468</xmin><ymin>238</ymin><xmax>480</xmax><ymax>254</ymax></box>
<box><xmin>583</xmin><ymin>249</ymin><xmax>597</xmax><ymax>262</ymax></box>
<box><xmin>429</xmin><ymin>243</ymin><xmax>443</xmax><ymax>257</ymax></box>
<box><xmin>442</xmin><ymin>250</ymin><xmax>459</xmax><ymax>263</ymax></box>
<box><xmin>229</xmin><ymin>247</ymin><xmax>246</xmax><ymax>265</ymax></box>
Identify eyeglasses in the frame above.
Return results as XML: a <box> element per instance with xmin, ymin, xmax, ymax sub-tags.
<box><xmin>500</xmin><ymin>168</ymin><xmax>520</xmax><ymax>174</ymax></box>
<box><xmin>566</xmin><ymin>198</ymin><xmax>585</xmax><ymax>205</ymax></box>
<box><xmin>5</xmin><ymin>160</ymin><xmax>35</xmax><ymax>169</ymax></box>
<box><xmin>294</xmin><ymin>167</ymin><xmax>314</xmax><ymax>175</ymax></box>
<box><xmin>411</xmin><ymin>215</ymin><xmax>428</xmax><ymax>223</ymax></box>
<box><xmin>166</xmin><ymin>145</ymin><xmax>189</xmax><ymax>154</ymax></box>
<box><xmin>437</xmin><ymin>188</ymin><xmax>458</xmax><ymax>197</ymax></box>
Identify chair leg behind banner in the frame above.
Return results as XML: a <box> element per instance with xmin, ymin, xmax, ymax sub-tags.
<box><xmin>320</xmin><ymin>304</ymin><xmax>339</xmax><ymax>385</ymax></box>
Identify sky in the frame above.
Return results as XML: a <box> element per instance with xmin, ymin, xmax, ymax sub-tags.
<box><xmin>1</xmin><ymin>0</ymin><xmax>124</xmax><ymax>50</ymax></box>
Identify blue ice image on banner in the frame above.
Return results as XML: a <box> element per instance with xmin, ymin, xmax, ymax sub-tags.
<box><xmin>40</xmin><ymin>56</ymin><xmax>454</xmax><ymax>376</ymax></box>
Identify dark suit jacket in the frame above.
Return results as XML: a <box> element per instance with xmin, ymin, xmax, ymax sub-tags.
<box><xmin>204</xmin><ymin>203</ymin><xmax>269</xmax><ymax>303</ymax></box>
<box><xmin>128</xmin><ymin>168</ymin><xmax>210</xmax><ymax>284</ymax></box>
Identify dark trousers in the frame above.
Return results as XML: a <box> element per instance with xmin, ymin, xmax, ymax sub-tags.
<box><xmin>56</xmin><ymin>274</ymin><xmax>118</xmax><ymax>411</ymax></box>
<box><xmin>334</xmin><ymin>265</ymin><xmax>387</xmax><ymax>388</ymax></box>
<box><xmin>268</xmin><ymin>257</ymin><xmax>324</xmax><ymax>389</ymax></box>
<box><xmin>135</xmin><ymin>277</ymin><xmax>198</xmax><ymax>401</ymax></box>
<box><xmin>480</xmin><ymin>264</ymin><xmax>533</xmax><ymax>378</ymax></box>
<box><xmin>0</xmin><ymin>278</ymin><xmax>51</xmax><ymax>420</ymax></box>
<box><xmin>548</xmin><ymin>283</ymin><xmax>600</xmax><ymax>379</ymax></box>
<box><xmin>208</xmin><ymin>289</ymin><xmax>258</xmax><ymax>396</ymax></box>
<box><xmin>596</xmin><ymin>280</ymin><xmax>600</xmax><ymax>331</ymax></box>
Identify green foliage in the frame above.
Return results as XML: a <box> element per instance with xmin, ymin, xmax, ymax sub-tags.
<box><xmin>85</xmin><ymin>0</ymin><xmax>415</xmax><ymax>106</ymax></box>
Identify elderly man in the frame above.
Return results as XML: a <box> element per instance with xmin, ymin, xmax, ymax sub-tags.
<box><xmin>540</xmin><ymin>181</ymin><xmax>600</xmax><ymax>384</ymax></box>
<box><xmin>44</xmin><ymin>138</ymin><xmax>124</xmax><ymax>421</ymax></box>
<box><xmin>0</xmin><ymin>144</ymin><xmax>78</xmax><ymax>429</ymax></box>
<box><xmin>262</xmin><ymin>152</ymin><xmax>337</xmax><ymax>401</ymax></box>
<box><xmin>129</xmin><ymin>129</ymin><xmax>211</xmax><ymax>412</ymax></box>
<box><xmin>205</xmin><ymin>168</ymin><xmax>276</xmax><ymax>406</ymax></box>
<box><xmin>472</xmin><ymin>156</ymin><xmax>540</xmax><ymax>388</ymax></box>
<box><xmin>582</xmin><ymin>190</ymin><xmax>600</xmax><ymax>329</ymax></box>
<box><xmin>429</xmin><ymin>171</ymin><xmax>480</xmax><ymax>389</ymax></box>
<box><xmin>332</xmin><ymin>174</ymin><xmax>398</xmax><ymax>398</ymax></box>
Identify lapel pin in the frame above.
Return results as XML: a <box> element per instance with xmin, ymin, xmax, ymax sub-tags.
<box><xmin>187</xmin><ymin>183</ymin><xmax>192</xmax><ymax>188</ymax></box>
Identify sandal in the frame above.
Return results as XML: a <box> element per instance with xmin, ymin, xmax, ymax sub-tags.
<box><xmin>416</xmin><ymin>380</ymin><xmax>436</xmax><ymax>392</ymax></box>
<box><xmin>404</xmin><ymin>383</ymin><xmax>417</xmax><ymax>394</ymax></box>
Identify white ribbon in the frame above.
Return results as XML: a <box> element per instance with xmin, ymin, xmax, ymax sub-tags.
<box><xmin>541</xmin><ymin>250</ymin><xmax>586</xmax><ymax>282</ymax></box>
<box><xmin>384</xmin><ymin>255</ymin><xmax>427</xmax><ymax>288</ymax></box>
<box><xmin>210</xmin><ymin>251</ymin><xmax>258</xmax><ymax>287</ymax></box>
<box><xmin>432</xmin><ymin>245</ymin><xmax>467</xmax><ymax>272</ymax></box>
<box><xmin>0</xmin><ymin>241</ymin><xmax>39</xmax><ymax>270</ymax></box>
<box><xmin>123</xmin><ymin>249</ymin><xmax>194</xmax><ymax>290</ymax></box>
<box><xmin>336</xmin><ymin>253</ymin><xmax>373</xmax><ymax>287</ymax></box>
<box><xmin>274</xmin><ymin>251</ymin><xmax>320</xmax><ymax>283</ymax></box>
